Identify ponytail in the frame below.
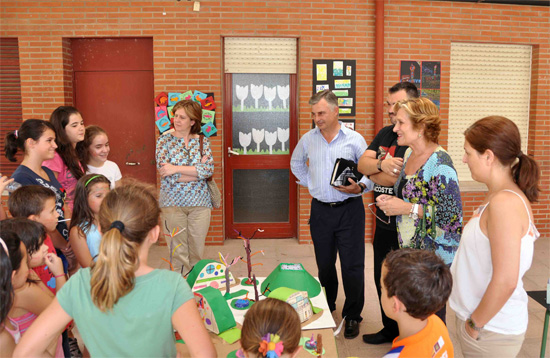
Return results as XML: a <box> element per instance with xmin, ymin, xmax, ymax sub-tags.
<box><xmin>90</xmin><ymin>226</ymin><xmax>139</xmax><ymax>312</ymax></box>
<box><xmin>465</xmin><ymin>116</ymin><xmax>541</xmax><ymax>202</ymax></box>
<box><xmin>90</xmin><ymin>179</ymin><xmax>160</xmax><ymax>311</ymax></box>
<box><xmin>3</xmin><ymin>119</ymin><xmax>54</xmax><ymax>162</ymax></box>
<box><xmin>512</xmin><ymin>153</ymin><xmax>540</xmax><ymax>202</ymax></box>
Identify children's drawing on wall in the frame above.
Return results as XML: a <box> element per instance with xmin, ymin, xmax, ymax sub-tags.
<box><xmin>232</xmin><ymin>74</ymin><xmax>290</xmax><ymax>155</ymax></box>
<box><xmin>341</xmin><ymin>119</ymin><xmax>355</xmax><ymax>131</ymax></box>
<box><xmin>421</xmin><ymin>89</ymin><xmax>441</xmax><ymax>109</ymax></box>
<box><xmin>400</xmin><ymin>60</ymin><xmax>421</xmax><ymax>87</ymax></box>
<box><xmin>154</xmin><ymin>90</ymin><xmax>218</xmax><ymax>137</ymax></box>
<box><xmin>422</xmin><ymin>61</ymin><xmax>441</xmax><ymax>89</ymax></box>
<box><xmin>316</xmin><ymin>64</ymin><xmax>327</xmax><ymax>81</ymax></box>
<box><xmin>333</xmin><ymin>61</ymin><xmax>343</xmax><ymax>76</ymax></box>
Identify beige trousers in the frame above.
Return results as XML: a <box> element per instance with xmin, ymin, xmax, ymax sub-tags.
<box><xmin>160</xmin><ymin>206</ymin><xmax>211</xmax><ymax>275</ymax></box>
<box><xmin>455</xmin><ymin>316</ymin><xmax>525</xmax><ymax>358</ymax></box>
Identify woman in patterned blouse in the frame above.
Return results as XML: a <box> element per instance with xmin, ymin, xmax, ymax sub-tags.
<box><xmin>156</xmin><ymin>100</ymin><xmax>214</xmax><ymax>274</ymax></box>
<box><xmin>376</xmin><ymin>97</ymin><xmax>462</xmax><ymax>324</ymax></box>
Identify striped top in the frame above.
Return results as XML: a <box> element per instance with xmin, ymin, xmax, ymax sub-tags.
<box><xmin>290</xmin><ymin>123</ymin><xmax>372</xmax><ymax>203</ymax></box>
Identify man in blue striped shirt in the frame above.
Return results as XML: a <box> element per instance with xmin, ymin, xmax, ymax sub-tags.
<box><xmin>291</xmin><ymin>90</ymin><xmax>372</xmax><ymax>339</ymax></box>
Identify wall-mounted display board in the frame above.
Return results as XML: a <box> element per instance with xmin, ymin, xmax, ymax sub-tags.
<box><xmin>312</xmin><ymin>60</ymin><xmax>356</xmax><ymax>117</ymax></box>
<box><xmin>400</xmin><ymin>61</ymin><xmax>441</xmax><ymax>108</ymax></box>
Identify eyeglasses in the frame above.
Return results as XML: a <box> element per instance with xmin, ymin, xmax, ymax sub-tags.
<box><xmin>368</xmin><ymin>203</ymin><xmax>391</xmax><ymax>225</ymax></box>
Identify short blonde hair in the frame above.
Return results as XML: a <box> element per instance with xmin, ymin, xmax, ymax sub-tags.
<box><xmin>394</xmin><ymin>97</ymin><xmax>441</xmax><ymax>143</ymax></box>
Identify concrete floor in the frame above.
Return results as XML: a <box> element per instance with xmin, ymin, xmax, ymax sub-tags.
<box><xmin>148</xmin><ymin>235</ymin><xmax>550</xmax><ymax>357</ymax></box>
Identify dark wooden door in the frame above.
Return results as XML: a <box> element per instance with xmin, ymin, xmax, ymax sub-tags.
<box><xmin>72</xmin><ymin>38</ymin><xmax>156</xmax><ymax>185</ymax></box>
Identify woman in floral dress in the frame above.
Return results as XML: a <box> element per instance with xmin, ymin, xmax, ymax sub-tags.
<box><xmin>376</xmin><ymin>97</ymin><xmax>462</xmax><ymax>323</ymax></box>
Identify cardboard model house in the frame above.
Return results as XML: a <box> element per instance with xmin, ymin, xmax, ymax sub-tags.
<box><xmin>261</xmin><ymin>263</ymin><xmax>322</xmax><ymax>298</ymax></box>
<box><xmin>194</xmin><ymin>286</ymin><xmax>236</xmax><ymax>335</ymax></box>
<box><xmin>268</xmin><ymin>287</ymin><xmax>319</xmax><ymax>323</ymax></box>
<box><xmin>187</xmin><ymin>259</ymin><xmax>237</xmax><ymax>291</ymax></box>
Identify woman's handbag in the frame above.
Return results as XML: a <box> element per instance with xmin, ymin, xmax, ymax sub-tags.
<box><xmin>199</xmin><ymin>136</ymin><xmax>222</xmax><ymax>209</ymax></box>
<box><xmin>410</xmin><ymin>205</ymin><xmax>437</xmax><ymax>250</ymax></box>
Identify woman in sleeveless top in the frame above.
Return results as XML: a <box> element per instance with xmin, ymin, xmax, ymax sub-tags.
<box><xmin>449</xmin><ymin>116</ymin><xmax>541</xmax><ymax>358</ymax></box>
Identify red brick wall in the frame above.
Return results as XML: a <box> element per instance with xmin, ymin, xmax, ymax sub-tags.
<box><xmin>1</xmin><ymin>0</ymin><xmax>548</xmax><ymax>244</ymax></box>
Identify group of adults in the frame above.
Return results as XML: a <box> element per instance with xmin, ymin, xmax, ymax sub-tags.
<box><xmin>290</xmin><ymin>83</ymin><xmax>540</xmax><ymax>357</ymax></box>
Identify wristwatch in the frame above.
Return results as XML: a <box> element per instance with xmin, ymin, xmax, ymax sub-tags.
<box><xmin>467</xmin><ymin>317</ymin><xmax>483</xmax><ymax>332</ymax></box>
<box><xmin>408</xmin><ymin>203</ymin><xmax>419</xmax><ymax>220</ymax></box>
<box><xmin>358</xmin><ymin>182</ymin><xmax>366</xmax><ymax>193</ymax></box>
<box><xmin>376</xmin><ymin>158</ymin><xmax>383</xmax><ymax>172</ymax></box>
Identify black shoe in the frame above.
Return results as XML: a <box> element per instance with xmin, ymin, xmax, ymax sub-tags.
<box><xmin>362</xmin><ymin>330</ymin><xmax>394</xmax><ymax>345</ymax></box>
<box><xmin>344</xmin><ymin>320</ymin><xmax>360</xmax><ymax>339</ymax></box>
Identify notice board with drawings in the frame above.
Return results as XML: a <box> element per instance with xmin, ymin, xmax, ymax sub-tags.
<box><xmin>312</xmin><ymin>59</ymin><xmax>356</xmax><ymax>117</ymax></box>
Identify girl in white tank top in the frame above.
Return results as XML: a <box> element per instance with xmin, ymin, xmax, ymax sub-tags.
<box><xmin>449</xmin><ymin>116</ymin><xmax>541</xmax><ymax>358</ymax></box>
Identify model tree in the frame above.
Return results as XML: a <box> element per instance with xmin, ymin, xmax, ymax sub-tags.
<box><xmin>218</xmin><ymin>252</ymin><xmax>242</xmax><ymax>298</ymax></box>
<box><xmin>236</xmin><ymin>228</ymin><xmax>265</xmax><ymax>285</ymax></box>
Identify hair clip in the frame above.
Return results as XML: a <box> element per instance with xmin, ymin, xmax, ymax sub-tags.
<box><xmin>14</xmin><ymin>130</ymin><xmax>18</xmax><ymax>139</ymax></box>
<box><xmin>258</xmin><ymin>333</ymin><xmax>284</xmax><ymax>358</ymax></box>
<box><xmin>0</xmin><ymin>238</ymin><xmax>8</xmax><ymax>257</ymax></box>
<box><xmin>85</xmin><ymin>175</ymin><xmax>102</xmax><ymax>187</ymax></box>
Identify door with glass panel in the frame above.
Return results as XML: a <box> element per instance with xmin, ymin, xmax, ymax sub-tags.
<box><xmin>223</xmin><ymin>73</ymin><xmax>297</xmax><ymax>238</ymax></box>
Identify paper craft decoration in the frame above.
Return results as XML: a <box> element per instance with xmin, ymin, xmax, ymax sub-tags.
<box><xmin>202</xmin><ymin>109</ymin><xmax>215</xmax><ymax>124</ymax></box>
<box><xmin>168</xmin><ymin>93</ymin><xmax>181</xmax><ymax>106</ymax></box>
<box><xmin>261</xmin><ymin>263</ymin><xmax>321</xmax><ymax>298</ymax></box>
<box><xmin>193</xmin><ymin>90</ymin><xmax>208</xmax><ymax>102</ymax></box>
<box><xmin>219</xmin><ymin>252</ymin><xmax>242</xmax><ymax>298</ymax></box>
<box><xmin>268</xmin><ymin>287</ymin><xmax>322</xmax><ymax>323</ymax></box>
<box><xmin>186</xmin><ymin>259</ymin><xmax>238</xmax><ymax>291</ymax></box>
<box><xmin>194</xmin><ymin>286</ymin><xmax>236</xmax><ymax>334</ymax></box>
<box><xmin>200</xmin><ymin>96</ymin><xmax>216</xmax><ymax>110</ymax></box>
<box><xmin>155</xmin><ymin>106</ymin><xmax>167</xmax><ymax>121</ymax></box>
<box><xmin>201</xmin><ymin>122</ymin><xmax>217</xmax><ymax>137</ymax></box>
<box><xmin>167</xmin><ymin>106</ymin><xmax>175</xmax><ymax>119</ymax></box>
<box><xmin>330</xmin><ymin>158</ymin><xmax>363</xmax><ymax>187</ymax></box>
<box><xmin>155</xmin><ymin>116</ymin><xmax>171</xmax><ymax>133</ymax></box>
<box><xmin>237</xmin><ymin>229</ymin><xmax>265</xmax><ymax>287</ymax></box>
<box><xmin>180</xmin><ymin>90</ymin><xmax>193</xmax><ymax>101</ymax></box>
<box><xmin>155</xmin><ymin>92</ymin><xmax>168</xmax><ymax>106</ymax></box>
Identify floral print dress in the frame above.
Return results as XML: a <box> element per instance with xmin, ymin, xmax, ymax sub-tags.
<box><xmin>394</xmin><ymin>146</ymin><xmax>463</xmax><ymax>265</ymax></box>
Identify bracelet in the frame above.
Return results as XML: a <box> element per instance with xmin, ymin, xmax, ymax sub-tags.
<box><xmin>376</xmin><ymin>158</ymin><xmax>383</xmax><ymax>172</ymax></box>
<box><xmin>467</xmin><ymin>317</ymin><xmax>483</xmax><ymax>332</ymax></box>
<box><xmin>54</xmin><ymin>274</ymin><xmax>65</xmax><ymax>278</ymax></box>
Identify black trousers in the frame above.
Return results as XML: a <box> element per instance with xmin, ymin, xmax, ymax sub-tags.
<box><xmin>372</xmin><ymin>225</ymin><xmax>400</xmax><ymax>338</ymax></box>
<box><xmin>310</xmin><ymin>197</ymin><xmax>365</xmax><ymax>322</ymax></box>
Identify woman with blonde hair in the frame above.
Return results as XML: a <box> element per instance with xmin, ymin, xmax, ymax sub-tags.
<box><xmin>376</xmin><ymin>97</ymin><xmax>462</xmax><ymax>323</ymax></box>
<box><xmin>13</xmin><ymin>180</ymin><xmax>216</xmax><ymax>358</ymax></box>
<box><xmin>450</xmin><ymin>116</ymin><xmax>540</xmax><ymax>357</ymax></box>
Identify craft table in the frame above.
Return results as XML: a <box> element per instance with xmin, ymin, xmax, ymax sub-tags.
<box><xmin>178</xmin><ymin>276</ymin><xmax>339</xmax><ymax>357</ymax></box>
<box><xmin>177</xmin><ymin>328</ymin><xmax>338</xmax><ymax>358</ymax></box>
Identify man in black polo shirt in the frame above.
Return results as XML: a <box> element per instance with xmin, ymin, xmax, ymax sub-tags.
<box><xmin>358</xmin><ymin>82</ymin><xmax>419</xmax><ymax>344</ymax></box>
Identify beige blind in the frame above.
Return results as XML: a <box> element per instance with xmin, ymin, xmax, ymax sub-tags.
<box><xmin>448</xmin><ymin>42</ymin><xmax>532</xmax><ymax>182</ymax></box>
<box><xmin>224</xmin><ymin>37</ymin><xmax>297</xmax><ymax>74</ymax></box>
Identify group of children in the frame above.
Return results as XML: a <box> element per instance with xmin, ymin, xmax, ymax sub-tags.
<box><xmin>0</xmin><ymin>104</ymin><xmax>454</xmax><ymax>358</ymax></box>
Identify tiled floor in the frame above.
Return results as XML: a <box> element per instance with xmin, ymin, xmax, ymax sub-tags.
<box><xmin>148</xmin><ymin>235</ymin><xmax>550</xmax><ymax>357</ymax></box>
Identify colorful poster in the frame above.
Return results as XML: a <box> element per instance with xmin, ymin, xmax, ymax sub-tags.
<box><xmin>338</xmin><ymin>98</ymin><xmax>353</xmax><ymax>107</ymax></box>
<box><xmin>421</xmin><ymin>89</ymin><xmax>441</xmax><ymax>109</ymax></box>
<box><xmin>334</xmin><ymin>79</ymin><xmax>351</xmax><ymax>89</ymax></box>
<box><xmin>316</xmin><ymin>64</ymin><xmax>327</xmax><ymax>81</ymax></box>
<box><xmin>332</xmin><ymin>90</ymin><xmax>348</xmax><ymax>97</ymax></box>
<box><xmin>346</xmin><ymin>66</ymin><xmax>352</xmax><ymax>76</ymax></box>
<box><xmin>316</xmin><ymin>84</ymin><xmax>330</xmax><ymax>92</ymax></box>
<box><xmin>339</xmin><ymin>108</ymin><xmax>352</xmax><ymax>114</ymax></box>
<box><xmin>422</xmin><ymin>61</ymin><xmax>441</xmax><ymax>89</ymax></box>
<box><xmin>333</xmin><ymin>61</ymin><xmax>343</xmax><ymax>76</ymax></box>
<box><xmin>400</xmin><ymin>61</ymin><xmax>421</xmax><ymax>87</ymax></box>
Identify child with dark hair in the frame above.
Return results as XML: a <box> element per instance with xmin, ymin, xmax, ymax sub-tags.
<box><xmin>80</xmin><ymin>125</ymin><xmax>122</xmax><ymax>189</ymax></box>
<box><xmin>69</xmin><ymin>174</ymin><xmax>111</xmax><ymax>267</ymax></box>
<box><xmin>381</xmin><ymin>248</ymin><xmax>454</xmax><ymax>358</ymax></box>
<box><xmin>240</xmin><ymin>298</ymin><xmax>302</xmax><ymax>358</ymax></box>
<box><xmin>44</xmin><ymin>106</ymin><xmax>86</xmax><ymax>210</ymax></box>
<box><xmin>8</xmin><ymin>186</ymin><xmax>66</xmax><ymax>294</ymax></box>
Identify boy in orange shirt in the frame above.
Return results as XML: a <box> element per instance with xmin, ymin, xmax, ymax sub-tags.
<box><xmin>382</xmin><ymin>249</ymin><xmax>454</xmax><ymax>358</ymax></box>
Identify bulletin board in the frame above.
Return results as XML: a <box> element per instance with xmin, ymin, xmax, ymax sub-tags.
<box><xmin>400</xmin><ymin>60</ymin><xmax>441</xmax><ymax>108</ymax></box>
<box><xmin>312</xmin><ymin>59</ymin><xmax>356</xmax><ymax>117</ymax></box>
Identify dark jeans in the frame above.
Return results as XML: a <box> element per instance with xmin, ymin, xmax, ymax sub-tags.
<box><xmin>310</xmin><ymin>197</ymin><xmax>365</xmax><ymax>322</ymax></box>
<box><xmin>373</xmin><ymin>225</ymin><xmax>400</xmax><ymax>338</ymax></box>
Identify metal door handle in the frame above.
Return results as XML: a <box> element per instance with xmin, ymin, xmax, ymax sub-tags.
<box><xmin>228</xmin><ymin>147</ymin><xmax>240</xmax><ymax>156</ymax></box>
<box><xmin>125</xmin><ymin>162</ymin><xmax>141</xmax><ymax>166</ymax></box>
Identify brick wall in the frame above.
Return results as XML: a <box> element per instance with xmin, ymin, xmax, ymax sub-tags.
<box><xmin>1</xmin><ymin>0</ymin><xmax>548</xmax><ymax>244</ymax></box>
